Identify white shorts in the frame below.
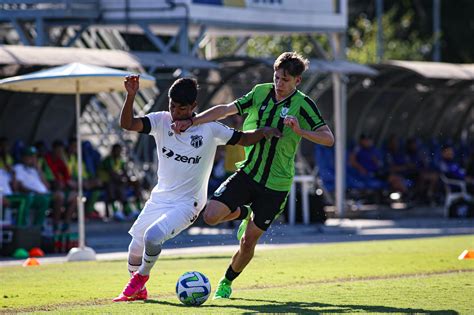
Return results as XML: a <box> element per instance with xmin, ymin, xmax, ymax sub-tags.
<box><xmin>128</xmin><ymin>199</ymin><xmax>200</xmax><ymax>243</ymax></box>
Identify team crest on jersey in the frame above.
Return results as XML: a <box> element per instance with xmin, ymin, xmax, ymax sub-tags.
<box><xmin>190</xmin><ymin>135</ymin><xmax>203</xmax><ymax>148</ymax></box>
<box><xmin>280</xmin><ymin>107</ymin><xmax>289</xmax><ymax>118</ymax></box>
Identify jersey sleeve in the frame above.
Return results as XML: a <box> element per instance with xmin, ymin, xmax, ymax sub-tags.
<box><xmin>209</xmin><ymin>121</ymin><xmax>241</xmax><ymax>146</ymax></box>
<box><xmin>234</xmin><ymin>85</ymin><xmax>257</xmax><ymax>116</ymax></box>
<box><xmin>299</xmin><ymin>96</ymin><xmax>326</xmax><ymax>131</ymax></box>
<box><xmin>144</xmin><ymin>112</ymin><xmax>164</xmax><ymax>135</ymax></box>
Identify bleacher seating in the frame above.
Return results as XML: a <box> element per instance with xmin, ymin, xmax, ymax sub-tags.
<box><xmin>314</xmin><ymin>145</ymin><xmax>387</xmax><ymax>194</ymax></box>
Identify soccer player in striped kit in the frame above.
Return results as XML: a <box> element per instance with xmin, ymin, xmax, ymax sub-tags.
<box><xmin>172</xmin><ymin>52</ymin><xmax>334</xmax><ymax>299</ymax></box>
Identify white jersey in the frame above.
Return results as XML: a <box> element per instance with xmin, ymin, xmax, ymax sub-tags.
<box><xmin>13</xmin><ymin>164</ymin><xmax>49</xmax><ymax>194</ymax></box>
<box><xmin>145</xmin><ymin>111</ymin><xmax>239</xmax><ymax>210</ymax></box>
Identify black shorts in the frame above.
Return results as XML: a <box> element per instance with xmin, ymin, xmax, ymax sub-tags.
<box><xmin>211</xmin><ymin>170</ymin><xmax>289</xmax><ymax>231</ymax></box>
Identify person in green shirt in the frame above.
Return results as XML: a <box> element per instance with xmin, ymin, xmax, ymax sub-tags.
<box><xmin>172</xmin><ymin>52</ymin><xmax>334</xmax><ymax>299</ymax></box>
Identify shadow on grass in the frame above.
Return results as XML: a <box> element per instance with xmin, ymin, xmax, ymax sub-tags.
<box><xmin>145</xmin><ymin>298</ymin><xmax>458</xmax><ymax>314</ymax></box>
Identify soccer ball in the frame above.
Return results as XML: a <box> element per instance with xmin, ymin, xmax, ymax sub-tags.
<box><xmin>176</xmin><ymin>271</ymin><xmax>211</xmax><ymax>306</ymax></box>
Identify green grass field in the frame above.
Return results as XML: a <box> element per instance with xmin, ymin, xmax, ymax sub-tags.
<box><xmin>1</xmin><ymin>235</ymin><xmax>473</xmax><ymax>314</ymax></box>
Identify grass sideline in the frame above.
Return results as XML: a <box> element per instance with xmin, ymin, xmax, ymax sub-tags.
<box><xmin>1</xmin><ymin>235</ymin><xmax>473</xmax><ymax>314</ymax></box>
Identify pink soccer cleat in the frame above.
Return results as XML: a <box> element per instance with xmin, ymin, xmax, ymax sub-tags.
<box><xmin>134</xmin><ymin>287</ymin><xmax>148</xmax><ymax>301</ymax></box>
<box><xmin>113</xmin><ymin>287</ymin><xmax>148</xmax><ymax>302</ymax></box>
<box><xmin>113</xmin><ymin>272</ymin><xmax>149</xmax><ymax>302</ymax></box>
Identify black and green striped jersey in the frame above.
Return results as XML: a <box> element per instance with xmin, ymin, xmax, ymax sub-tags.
<box><xmin>234</xmin><ymin>83</ymin><xmax>326</xmax><ymax>191</ymax></box>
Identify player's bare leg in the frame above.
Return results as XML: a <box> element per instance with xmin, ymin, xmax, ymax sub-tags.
<box><xmin>203</xmin><ymin>200</ymin><xmax>241</xmax><ymax>225</ymax></box>
<box><xmin>213</xmin><ymin>220</ymin><xmax>263</xmax><ymax>299</ymax></box>
<box><xmin>231</xmin><ymin>220</ymin><xmax>264</xmax><ymax>272</ymax></box>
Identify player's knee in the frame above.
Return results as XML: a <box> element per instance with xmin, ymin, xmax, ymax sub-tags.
<box><xmin>144</xmin><ymin>225</ymin><xmax>166</xmax><ymax>248</ymax></box>
<box><xmin>240</xmin><ymin>234</ymin><xmax>258</xmax><ymax>252</ymax></box>
<box><xmin>203</xmin><ymin>210</ymin><xmax>219</xmax><ymax>226</ymax></box>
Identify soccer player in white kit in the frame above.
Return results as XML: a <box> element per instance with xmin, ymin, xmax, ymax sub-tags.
<box><xmin>113</xmin><ymin>75</ymin><xmax>281</xmax><ymax>302</ymax></box>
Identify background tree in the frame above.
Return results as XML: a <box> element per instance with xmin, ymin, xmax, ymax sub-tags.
<box><xmin>213</xmin><ymin>0</ymin><xmax>474</xmax><ymax>63</ymax></box>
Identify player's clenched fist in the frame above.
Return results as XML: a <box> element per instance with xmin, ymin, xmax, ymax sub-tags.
<box><xmin>283</xmin><ymin>115</ymin><xmax>302</xmax><ymax>134</ymax></box>
<box><xmin>124</xmin><ymin>75</ymin><xmax>140</xmax><ymax>95</ymax></box>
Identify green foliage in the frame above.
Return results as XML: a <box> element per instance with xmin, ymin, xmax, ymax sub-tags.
<box><xmin>347</xmin><ymin>6</ymin><xmax>431</xmax><ymax>63</ymax></box>
<box><xmin>212</xmin><ymin>3</ymin><xmax>468</xmax><ymax>63</ymax></box>
<box><xmin>215</xmin><ymin>34</ymin><xmax>330</xmax><ymax>59</ymax></box>
<box><xmin>214</xmin><ymin>6</ymin><xmax>431</xmax><ymax>64</ymax></box>
<box><xmin>215</xmin><ymin>36</ymin><xmax>239</xmax><ymax>57</ymax></box>
<box><xmin>1</xmin><ymin>235</ymin><xmax>473</xmax><ymax>313</ymax></box>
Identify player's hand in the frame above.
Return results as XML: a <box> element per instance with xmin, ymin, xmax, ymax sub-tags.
<box><xmin>283</xmin><ymin>115</ymin><xmax>302</xmax><ymax>135</ymax></box>
<box><xmin>262</xmin><ymin>127</ymin><xmax>282</xmax><ymax>139</ymax></box>
<box><xmin>171</xmin><ymin>119</ymin><xmax>192</xmax><ymax>134</ymax></box>
<box><xmin>124</xmin><ymin>75</ymin><xmax>140</xmax><ymax>95</ymax></box>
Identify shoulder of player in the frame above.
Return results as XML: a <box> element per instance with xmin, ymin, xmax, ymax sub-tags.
<box><xmin>158</xmin><ymin>111</ymin><xmax>170</xmax><ymax>118</ymax></box>
<box><xmin>294</xmin><ymin>91</ymin><xmax>318</xmax><ymax>110</ymax></box>
<box><xmin>254</xmin><ymin>82</ymin><xmax>273</xmax><ymax>91</ymax></box>
<box><xmin>144</xmin><ymin>110</ymin><xmax>169</xmax><ymax>121</ymax></box>
<box><xmin>294</xmin><ymin>89</ymin><xmax>313</xmax><ymax>103</ymax></box>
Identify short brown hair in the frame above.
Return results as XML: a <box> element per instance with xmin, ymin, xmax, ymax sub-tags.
<box><xmin>273</xmin><ymin>52</ymin><xmax>309</xmax><ymax>77</ymax></box>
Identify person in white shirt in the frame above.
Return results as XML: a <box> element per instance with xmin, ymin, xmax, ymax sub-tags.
<box><xmin>13</xmin><ymin>146</ymin><xmax>52</xmax><ymax>226</ymax></box>
<box><xmin>113</xmin><ymin>75</ymin><xmax>281</xmax><ymax>302</ymax></box>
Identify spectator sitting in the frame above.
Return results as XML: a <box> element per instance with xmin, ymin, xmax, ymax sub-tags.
<box><xmin>0</xmin><ymin>167</ymin><xmax>34</xmax><ymax>227</ymax></box>
<box><xmin>99</xmin><ymin>143</ymin><xmax>140</xmax><ymax>221</ymax></box>
<box><xmin>439</xmin><ymin>145</ymin><xmax>465</xmax><ymax>181</ymax></box>
<box><xmin>66</xmin><ymin>138</ymin><xmax>102</xmax><ymax>220</ymax></box>
<box><xmin>82</xmin><ymin>140</ymin><xmax>102</xmax><ymax>178</ymax></box>
<box><xmin>405</xmin><ymin>138</ymin><xmax>439</xmax><ymax>203</ymax></box>
<box><xmin>13</xmin><ymin>146</ymin><xmax>54</xmax><ymax>227</ymax></box>
<box><xmin>45</xmin><ymin>140</ymin><xmax>78</xmax><ymax>234</ymax></box>
<box><xmin>1</xmin><ymin>139</ymin><xmax>31</xmax><ymax>226</ymax></box>
<box><xmin>0</xmin><ymin>168</ymin><xmax>15</xmax><ymax>223</ymax></box>
<box><xmin>349</xmin><ymin>134</ymin><xmax>406</xmax><ymax>194</ymax></box>
<box><xmin>384</xmin><ymin>135</ymin><xmax>411</xmax><ymax>197</ymax></box>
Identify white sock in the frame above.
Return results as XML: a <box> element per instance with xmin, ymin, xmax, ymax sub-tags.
<box><xmin>128</xmin><ymin>255</ymin><xmax>142</xmax><ymax>276</ymax></box>
<box><xmin>138</xmin><ymin>246</ymin><xmax>161</xmax><ymax>276</ymax></box>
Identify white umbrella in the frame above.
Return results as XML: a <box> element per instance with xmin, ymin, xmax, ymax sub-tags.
<box><xmin>0</xmin><ymin>63</ymin><xmax>156</xmax><ymax>261</ymax></box>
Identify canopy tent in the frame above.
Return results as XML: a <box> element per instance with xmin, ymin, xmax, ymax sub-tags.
<box><xmin>0</xmin><ymin>45</ymin><xmax>218</xmax><ymax>70</ymax></box>
<box><xmin>0</xmin><ymin>62</ymin><xmax>156</xmax><ymax>261</ymax></box>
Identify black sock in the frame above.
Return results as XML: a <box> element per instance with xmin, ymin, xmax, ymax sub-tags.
<box><xmin>236</xmin><ymin>205</ymin><xmax>249</xmax><ymax>221</ymax></box>
<box><xmin>225</xmin><ymin>265</ymin><xmax>241</xmax><ymax>282</ymax></box>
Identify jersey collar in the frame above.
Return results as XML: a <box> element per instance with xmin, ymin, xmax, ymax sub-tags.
<box><xmin>273</xmin><ymin>85</ymin><xmax>298</xmax><ymax>105</ymax></box>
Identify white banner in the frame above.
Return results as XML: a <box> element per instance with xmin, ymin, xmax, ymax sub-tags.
<box><xmin>101</xmin><ymin>0</ymin><xmax>347</xmax><ymax>32</ymax></box>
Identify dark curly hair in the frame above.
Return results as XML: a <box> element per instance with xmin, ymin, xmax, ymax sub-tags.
<box><xmin>168</xmin><ymin>77</ymin><xmax>198</xmax><ymax>106</ymax></box>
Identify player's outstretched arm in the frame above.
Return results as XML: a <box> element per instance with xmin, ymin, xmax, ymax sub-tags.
<box><xmin>237</xmin><ymin>127</ymin><xmax>282</xmax><ymax>146</ymax></box>
<box><xmin>120</xmin><ymin>75</ymin><xmax>144</xmax><ymax>132</ymax></box>
<box><xmin>171</xmin><ymin>103</ymin><xmax>238</xmax><ymax>134</ymax></box>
